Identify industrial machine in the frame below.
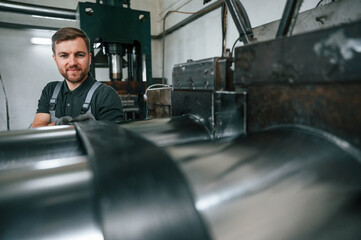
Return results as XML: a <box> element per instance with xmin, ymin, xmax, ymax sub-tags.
<box><xmin>0</xmin><ymin>0</ymin><xmax>361</xmax><ymax>240</ymax></box>
<box><xmin>1</xmin><ymin>119</ymin><xmax>360</xmax><ymax>240</ymax></box>
<box><xmin>77</xmin><ymin>0</ymin><xmax>152</xmax><ymax>120</ymax></box>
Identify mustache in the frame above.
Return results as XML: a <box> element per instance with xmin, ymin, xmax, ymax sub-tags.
<box><xmin>67</xmin><ymin>67</ymin><xmax>81</xmax><ymax>71</ymax></box>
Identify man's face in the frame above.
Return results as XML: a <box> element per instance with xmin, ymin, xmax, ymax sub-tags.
<box><xmin>53</xmin><ymin>37</ymin><xmax>91</xmax><ymax>84</ymax></box>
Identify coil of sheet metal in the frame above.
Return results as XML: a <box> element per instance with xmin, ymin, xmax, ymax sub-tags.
<box><xmin>0</xmin><ymin>120</ymin><xmax>360</xmax><ymax>240</ymax></box>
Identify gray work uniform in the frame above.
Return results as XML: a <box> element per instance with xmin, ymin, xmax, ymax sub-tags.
<box><xmin>36</xmin><ymin>74</ymin><xmax>124</xmax><ymax>123</ymax></box>
<box><xmin>49</xmin><ymin>81</ymin><xmax>101</xmax><ymax>122</ymax></box>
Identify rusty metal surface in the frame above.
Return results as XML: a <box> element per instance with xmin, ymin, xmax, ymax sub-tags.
<box><xmin>102</xmin><ymin>81</ymin><xmax>146</xmax><ymax>95</ymax></box>
<box><xmin>252</xmin><ymin>0</ymin><xmax>361</xmax><ymax>42</ymax></box>
<box><xmin>171</xmin><ymin>91</ymin><xmax>245</xmax><ymax>138</ymax></box>
<box><xmin>214</xmin><ymin>91</ymin><xmax>245</xmax><ymax>138</ymax></box>
<box><xmin>246</xmin><ymin>83</ymin><xmax>361</xmax><ymax>149</ymax></box>
<box><xmin>146</xmin><ymin>87</ymin><xmax>172</xmax><ymax>119</ymax></box>
<box><xmin>171</xmin><ymin>91</ymin><xmax>213</xmax><ymax>130</ymax></box>
<box><xmin>172</xmin><ymin>57</ymin><xmax>232</xmax><ymax>91</ymax></box>
<box><xmin>234</xmin><ymin>20</ymin><xmax>361</xmax><ymax>86</ymax></box>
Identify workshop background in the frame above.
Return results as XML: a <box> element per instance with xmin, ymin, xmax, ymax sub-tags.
<box><xmin>0</xmin><ymin>0</ymin><xmax>337</xmax><ymax>130</ymax></box>
<box><xmin>1</xmin><ymin>1</ymin><xmax>361</xmax><ymax>240</ymax></box>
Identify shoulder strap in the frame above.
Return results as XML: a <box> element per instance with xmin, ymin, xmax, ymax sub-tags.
<box><xmin>49</xmin><ymin>81</ymin><xmax>62</xmax><ymax>123</ymax></box>
<box><xmin>49</xmin><ymin>82</ymin><xmax>63</xmax><ymax>110</ymax></box>
<box><xmin>81</xmin><ymin>81</ymin><xmax>102</xmax><ymax>114</ymax></box>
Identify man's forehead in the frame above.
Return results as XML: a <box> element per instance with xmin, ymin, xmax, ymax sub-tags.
<box><xmin>57</xmin><ymin>38</ymin><xmax>85</xmax><ymax>45</ymax></box>
<box><xmin>54</xmin><ymin>37</ymin><xmax>87</xmax><ymax>52</ymax></box>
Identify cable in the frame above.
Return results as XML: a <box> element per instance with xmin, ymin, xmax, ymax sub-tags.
<box><xmin>146</xmin><ymin>84</ymin><xmax>171</xmax><ymax>92</ymax></box>
<box><xmin>231</xmin><ymin>37</ymin><xmax>241</xmax><ymax>55</ymax></box>
<box><xmin>316</xmin><ymin>0</ymin><xmax>335</xmax><ymax>7</ymax></box>
<box><xmin>144</xmin><ymin>84</ymin><xmax>171</xmax><ymax>102</ymax></box>
<box><xmin>0</xmin><ymin>73</ymin><xmax>10</xmax><ymax>130</ymax></box>
<box><xmin>316</xmin><ymin>0</ymin><xmax>324</xmax><ymax>7</ymax></box>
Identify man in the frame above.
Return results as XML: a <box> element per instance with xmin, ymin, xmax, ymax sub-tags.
<box><xmin>32</xmin><ymin>27</ymin><xmax>123</xmax><ymax>127</ymax></box>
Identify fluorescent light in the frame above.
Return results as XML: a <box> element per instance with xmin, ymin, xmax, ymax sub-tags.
<box><xmin>31</xmin><ymin>37</ymin><xmax>51</xmax><ymax>45</ymax></box>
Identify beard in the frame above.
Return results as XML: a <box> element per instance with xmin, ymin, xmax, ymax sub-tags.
<box><xmin>61</xmin><ymin>65</ymin><xmax>90</xmax><ymax>84</ymax></box>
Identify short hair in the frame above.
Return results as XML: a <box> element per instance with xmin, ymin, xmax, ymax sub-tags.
<box><xmin>52</xmin><ymin>27</ymin><xmax>90</xmax><ymax>53</ymax></box>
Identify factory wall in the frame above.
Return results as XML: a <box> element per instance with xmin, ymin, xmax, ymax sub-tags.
<box><xmin>0</xmin><ymin>0</ymin><xmax>323</xmax><ymax>130</ymax></box>
<box><xmin>159</xmin><ymin>0</ymin><xmax>321</xmax><ymax>83</ymax></box>
<box><xmin>0</xmin><ymin>28</ymin><xmax>58</xmax><ymax>130</ymax></box>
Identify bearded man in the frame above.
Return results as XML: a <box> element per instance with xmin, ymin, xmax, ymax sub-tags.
<box><xmin>32</xmin><ymin>27</ymin><xmax>123</xmax><ymax>127</ymax></box>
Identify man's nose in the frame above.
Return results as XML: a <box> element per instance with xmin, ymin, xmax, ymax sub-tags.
<box><xmin>68</xmin><ymin>55</ymin><xmax>78</xmax><ymax>65</ymax></box>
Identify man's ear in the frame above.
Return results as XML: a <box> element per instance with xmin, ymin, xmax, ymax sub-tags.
<box><xmin>52</xmin><ymin>54</ymin><xmax>56</xmax><ymax>62</ymax></box>
<box><xmin>89</xmin><ymin>52</ymin><xmax>92</xmax><ymax>65</ymax></box>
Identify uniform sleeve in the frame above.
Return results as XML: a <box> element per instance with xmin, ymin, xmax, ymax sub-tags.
<box><xmin>36</xmin><ymin>82</ymin><xmax>55</xmax><ymax>114</ymax></box>
<box><xmin>94</xmin><ymin>85</ymin><xmax>124</xmax><ymax>122</ymax></box>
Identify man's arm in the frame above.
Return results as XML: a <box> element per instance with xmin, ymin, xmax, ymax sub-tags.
<box><xmin>32</xmin><ymin>82</ymin><xmax>60</xmax><ymax>127</ymax></box>
<box><xmin>31</xmin><ymin>113</ymin><xmax>55</xmax><ymax>128</ymax></box>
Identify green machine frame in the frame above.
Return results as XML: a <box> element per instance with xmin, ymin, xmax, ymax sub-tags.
<box><xmin>77</xmin><ymin>1</ymin><xmax>152</xmax><ymax>119</ymax></box>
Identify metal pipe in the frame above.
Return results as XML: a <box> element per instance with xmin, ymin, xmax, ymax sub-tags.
<box><xmin>0</xmin><ymin>118</ymin><xmax>212</xmax><ymax>240</ymax></box>
<box><xmin>235</xmin><ymin>0</ymin><xmax>252</xmax><ymax>34</ymax></box>
<box><xmin>168</xmin><ymin>126</ymin><xmax>361</xmax><ymax>240</ymax></box>
<box><xmin>1</xmin><ymin>122</ymin><xmax>360</xmax><ymax>240</ymax></box>
<box><xmin>0</xmin><ymin>21</ymin><xmax>60</xmax><ymax>31</ymax></box>
<box><xmin>0</xmin><ymin>0</ymin><xmax>76</xmax><ymax>19</ymax></box>
<box><xmin>155</xmin><ymin>0</ymin><xmax>224</xmax><ymax>40</ymax></box>
<box><xmin>224</xmin><ymin>0</ymin><xmax>253</xmax><ymax>44</ymax></box>
<box><xmin>127</xmin><ymin>48</ymin><xmax>133</xmax><ymax>81</ymax></box>
<box><xmin>133</xmin><ymin>46</ymin><xmax>140</xmax><ymax>82</ymax></box>
<box><xmin>109</xmin><ymin>54</ymin><xmax>122</xmax><ymax>80</ymax></box>
<box><xmin>0</xmin><ymin>125</ymin><xmax>76</xmax><ymax>144</ymax></box>
<box><xmin>120</xmin><ymin>115</ymin><xmax>212</xmax><ymax>146</ymax></box>
<box><xmin>0</xmin><ymin>154</ymin><xmax>101</xmax><ymax>240</ymax></box>
<box><xmin>0</xmin><ymin>126</ymin><xmax>100</xmax><ymax>240</ymax></box>
<box><xmin>142</xmin><ymin>54</ymin><xmax>147</xmax><ymax>82</ymax></box>
<box><xmin>276</xmin><ymin>0</ymin><xmax>303</xmax><ymax>37</ymax></box>
<box><xmin>107</xmin><ymin>43</ymin><xmax>124</xmax><ymax>81</ymax></box>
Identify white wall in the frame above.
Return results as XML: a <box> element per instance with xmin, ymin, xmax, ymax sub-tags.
<box><xmin>0</xmin><ymin>28</ymin><xmax>58</xmax><ymax>130</ymax></box>
<box><xmin>158</xmin><ymin>0</ymin><xmax>320</xmax><ymax>83</ymax></box>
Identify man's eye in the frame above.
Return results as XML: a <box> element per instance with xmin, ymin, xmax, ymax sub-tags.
<box><xmin>77</xmin><ymin>54</ymin><xmax>85</xmax><ymax>58</ymax></box>
<box><xmin>59</xmin><ymin>55</ymin><xmax>67</xmax><ymax>58</ymax></box>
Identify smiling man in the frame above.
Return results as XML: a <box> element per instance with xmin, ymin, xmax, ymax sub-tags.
<box><xmin>32</xmin><ymin>27</ymin><xmax>124</xmax><ymax>127</ymax></box>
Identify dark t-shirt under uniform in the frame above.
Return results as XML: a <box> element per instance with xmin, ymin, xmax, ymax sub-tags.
<box><xmin>36</xmin><ymin>74</ymin><xmax>124</xmax><ymax>122</ymax></box>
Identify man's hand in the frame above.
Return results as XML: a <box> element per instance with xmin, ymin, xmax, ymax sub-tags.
<box><xmin>70</xmin><ymin>112</ymin><xmax>95</xmax><ymax>123</ymax></box>
<box><xmin>32</xmin><ymin>112</ymin><xmax>96</xmax><ymax>127</ymax></box>
<box><xmin>55</xmin><ymin>116</ymin><xmax>73</xmax><ymax>125</ymax></box>
<box><xmin>55</xmin><ymin>112</ymin><xmax>96</xmax><ymax>125</ymax></box>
